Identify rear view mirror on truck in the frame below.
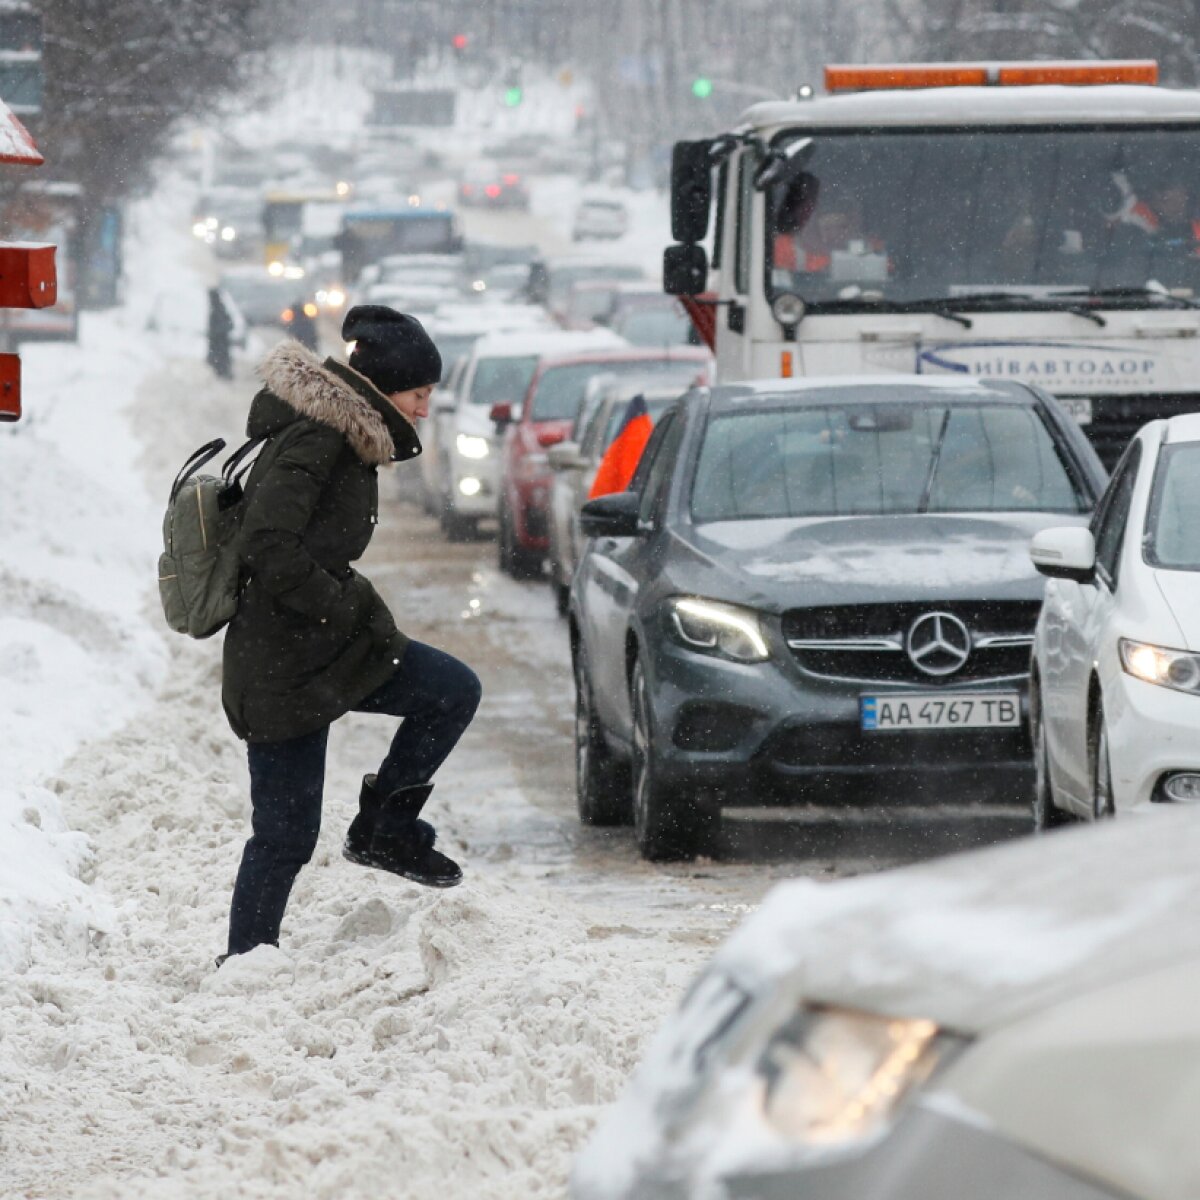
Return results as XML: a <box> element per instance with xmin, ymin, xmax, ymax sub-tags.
<box><xmin>670</xmin><ymin>140</ymin><xmax>713</xmax><ymax>244</ymax></box>
<box><xmin>663</xmin><ymin>243</ymin><xmax>709</xmax><ymax>296</ymax></box>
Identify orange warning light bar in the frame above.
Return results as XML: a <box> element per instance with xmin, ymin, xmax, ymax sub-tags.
<box><xmin>998</xmin><ymin>61</ymin><xmax>1158</xmax><ymax>86</ymax></box>
<box><xmin>825</xmin><ymin>65</ymin><xmax>987</xmax><ymax>92</ymax></box>
<box><xmin>825</xmin><ymin>60</ymin><xmax>1159</xmax><ymax>93</ymax></box>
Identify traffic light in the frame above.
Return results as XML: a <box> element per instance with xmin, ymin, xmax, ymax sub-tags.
<box><xmin>691</xmin><ymin>76</ymin><xmax>714</xmax><ymax>99</ymax></box>
<box><xmin>451</xmin><ymin>33</ymin><xmax>468</xmax><ymax>52</ymax></box>
<box><xmin>504</xmin><ymin>85</ymin><xmax>524</xmax><ymax>107</ymax></box>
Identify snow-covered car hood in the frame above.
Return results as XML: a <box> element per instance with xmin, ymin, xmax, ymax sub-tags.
<box><xmin>679</xmin><ymin>511</ymin><xmax>1088</xmax><ymax>610</ymax></box>
<box><xmin>1153</xmin><ymin>569</ymin><xmax>1200</xmax><ymax>650</ymax></box>
<box><xmin>573</xmin><ymin>812</ymin><xmax>1200</xmax><ymax>1200</ymax></box>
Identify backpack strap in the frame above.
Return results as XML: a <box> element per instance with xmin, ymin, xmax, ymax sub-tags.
<box><xmin>170</xmin><ymin>438</ymin><xmax>226</xmax><ymax>502</ymax></box>
<box><xmin>221</xmin><ymin>433</ymin><xmax>270</xmax><ymax>486</ymax></box>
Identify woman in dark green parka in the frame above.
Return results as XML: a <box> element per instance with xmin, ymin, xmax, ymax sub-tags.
<box><xmin>221</xmin><ymin>306</ymin><xmax>481</xmax><ymax>963</ymax></box>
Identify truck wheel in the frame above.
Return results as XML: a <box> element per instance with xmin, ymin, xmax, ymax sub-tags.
<box><xmin>630</xmin><ymin>659</ymin><xmax>718</xmax><ymax>860</ymax></box>
<box><xmin>574</xmin><ymin>644</ymin><xmax>630</xmax><ymax>825</ymax></box>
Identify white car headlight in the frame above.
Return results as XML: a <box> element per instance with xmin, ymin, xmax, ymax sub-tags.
<box><xmin>456</xmin><ymin>433</ymin><xmax>490</xmax><ymax>460</ymax></box>
<box><xmin>1119</xmin><ymin>638</ymin><xmax>1200</xmax><ymax>694</ymax></box>
<box><xmin>755</xmin><ymin>1008</ymin><xmax>946</xmax><ymax>1149</ymax></box>
<box><xmin>667</xmin><ymin>597</ymin><xmax>769</xmax><ymax>663</ymax></box>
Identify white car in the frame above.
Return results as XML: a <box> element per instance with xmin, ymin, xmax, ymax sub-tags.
<box><xmin>572</xmin><ymin>197</ymin><xmax>630</xmax><ymax>241</ymax></box>
<box><xmin>417</xmin><ymin>308</ymin><xmax>557</xmax><ymax>528</ymax></box>
<box><xmin>431</xmin><ymin>327</ymin><xmax>626</xmax><ymax>537</ymax></box>
<box><xmin>573</xmin><ymin>808</ymin><xmax>1200</xmax><ymax>1200</ymax></box>
<box><xmin>1030</xmin><ymin>412</ymin><xmax>1200</xmax><ymax>827</ymax></box>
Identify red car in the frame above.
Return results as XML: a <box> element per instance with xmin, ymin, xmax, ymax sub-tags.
<box><xmin>493</xmin><ymin>346</ymin><xmax>713</xmax><ymax>577</ymax></box>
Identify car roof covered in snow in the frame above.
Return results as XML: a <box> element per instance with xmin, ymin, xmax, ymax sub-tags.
<box><xmin>743</xmin><ymin>83</ymin><xmax>1200</xmax><ymax>133</ymax></box>
<box><xmin>469</xmin><ymin>327</ymin><xmax>626</xmax><ymax>360</ymax></box>
<box><xmin>707</xmin><ymin>373</ymin><xmax>1032</xmax><ymax>409</ymax></box>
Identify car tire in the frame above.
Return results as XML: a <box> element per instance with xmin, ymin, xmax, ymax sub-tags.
<box><xmin>500</xmin><ymin>505</ymin><xmax>543</xmax><ymax>580</ymax></box>
<box><xmin>1031</xmin><ymin>682</ymin><xmax>1071</xmax><ymax>832</ymax></box>
<box><xmin>630</xmin><ymin>658</ymin><xmax>718</xmax><ymax>861</ymax></box>
<box><xmin>440</xmin><ymin>505</ymin><xmax>476</xmax><ymax>542</ymax></box>
<box><xmin>554</xmin><ymin>578</ymin><xmax>570</xmax><ymax>617</ymax></box>
<box><xmin>574</xmin><ymin>644</ymin><xmax>630</xmax><ymax>826</ymax></box>
<box><xmin>497</xmin><ymin>504</ymin><xmax>516</xmax><ymax>574</ymax></box>
<box><xmin>1089</xmin><ymin>699</ymin><xmax>1116</xmax><ymax>820</ymax></box>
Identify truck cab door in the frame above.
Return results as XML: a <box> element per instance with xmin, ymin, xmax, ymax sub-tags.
<box><xmin>716</xmin><ymin>149</ymin><xmax>756</xmax><ymax>383</ymax></box>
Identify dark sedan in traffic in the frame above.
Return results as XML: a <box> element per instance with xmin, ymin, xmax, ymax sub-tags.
<box><xmin>568</xmin><ymin>376</ymin><xmax>1108</xmax><ymax>860</ymax></box>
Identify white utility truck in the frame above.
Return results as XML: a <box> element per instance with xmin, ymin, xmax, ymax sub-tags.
<box><xmin>665</xmin><ymin>60</ymin><xmax>1200</xmax><ymax>465</ymax></box>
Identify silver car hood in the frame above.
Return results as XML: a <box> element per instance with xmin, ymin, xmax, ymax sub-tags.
<box><xmin>703</xmin><ymin>811</ymin><xmax>1200</xmax><ymax>1032</ymax></box>
<box><xmin>574</xmin><ymin>812</ymin><xmax>1200</xmax><ymax>1199</ymax></box>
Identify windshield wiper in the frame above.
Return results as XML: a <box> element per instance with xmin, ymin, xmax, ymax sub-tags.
<box><xmin>917</xmin><ymin>409</ymin><xmax>953</xmax><ymax>514</ymax></box>
<box><xmin>1048</xmin><ymin>285</ymin><xmax>1200</xmax><ymax>311</ymax></box>
<box><xmin>814</xmin><ymin>292</ymin><xmax>1107</xmax><ymax>327</ymax></box>
<box><xmin>925</xmin><ymin>290</ymin><xmax>1107</xmax><ymax>327</ymax></box>
<box><xmin>814</xmin><ymin>296</ymin><xmax>974</xmax><ymax>328</ymax></box>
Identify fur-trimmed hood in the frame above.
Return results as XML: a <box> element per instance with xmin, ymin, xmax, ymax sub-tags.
<box><xmin>252</xmin><ymin>340</ymin><xmax>420</xmax><ymax>466</ymax></box>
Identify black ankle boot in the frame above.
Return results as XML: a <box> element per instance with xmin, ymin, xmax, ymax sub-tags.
<box><xmin>346</xmin><ymin>783</ymin><xmax>462</xmax><ymax>888</ymax></box>
<box><xmin>343</xmin><ymin>774</ymin><xmax>383</xmax><ymax>865</ymax></box>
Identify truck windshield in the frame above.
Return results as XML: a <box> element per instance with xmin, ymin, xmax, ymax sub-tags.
<box><xmin>766</xmin><ymin>128</ymin><xmax>1200</xmax><ymax>305</ymax></box>
<box><xmin>1146</xmin><ymin>442</ymin><xmax>1200</xmax><ymax>570</ymax></box>
<box><xmin>691</xmin><ymin>400</ymin><xmax>1087</xmax><ymax>521</ymax></box>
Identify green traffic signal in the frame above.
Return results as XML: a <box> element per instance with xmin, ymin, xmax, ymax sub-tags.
<box><xmin>504</xmin><ymin>85</ymin><xmax>523</xmax><ymax>107</ymax></box>
<box><xmin>691</xmin><ymin>77</ymin><xmax>713</xmax><ymax>99</ymax></box>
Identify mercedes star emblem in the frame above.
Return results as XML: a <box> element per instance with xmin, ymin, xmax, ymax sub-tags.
<box><xmin>906</xmin><ymin>611</ymin><xmax>971</xmax><ymax>676</ymax></box>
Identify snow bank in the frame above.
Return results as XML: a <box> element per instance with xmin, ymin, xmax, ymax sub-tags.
<box><xmin>0</xmin><ymin>173</ymin><xmax>712</xmax><ymax>1198</ymax></box>
<box><xmin>1</xmin><ymin>633</ymin><xmax>683</xmax><ymax>1200</ymax></box>
<box><xmin>0</xmin><ymin>191</ymin><xmax>188</xmax><ymax>973</ymax></box>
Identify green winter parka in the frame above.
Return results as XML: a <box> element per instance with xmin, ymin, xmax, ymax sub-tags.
<box><xmin>221</xmin><ymin>341</ymin><xmax>421</xmax><ymax>743</ymax></box>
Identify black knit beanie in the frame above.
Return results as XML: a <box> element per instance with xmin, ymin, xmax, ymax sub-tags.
<box><xmin>342</xmin><ymin>305</ymin><xmax>442</xmax><ymax>394</ymax></box>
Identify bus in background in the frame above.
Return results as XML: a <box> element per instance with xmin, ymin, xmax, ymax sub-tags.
<box><xmin>666</xmin><ymin>60</ymin><xmax>1200</xmax><ymax>467</ymax></box>
<box><xmin>337</xmin><ymin>206</ymin><xmax>463</xmax><ymax>287</ymax></box>
<box><xmin>262</xmin><ymin>187</ymin><xmax>349</xmax><ymax>267</ymax></box>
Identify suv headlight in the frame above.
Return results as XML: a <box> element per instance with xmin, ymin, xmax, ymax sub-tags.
<box><xmin>667</xmin><ymin>597</ymin><xmax>769</xmax><ymax>662</ymax></box>
<box><xmin>456</xmin><ymin>433</ymin><xmax>490</xmax><ymax>460</ymax></box>
<box><xmin>1119</xmin><ymin>638</ymin><xmax>1200</xmax><ymax>694</ymax></box>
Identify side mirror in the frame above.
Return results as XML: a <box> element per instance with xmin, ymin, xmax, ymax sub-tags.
<box><xmin>670</xmin><ymin>140</ymin><xmax>713</xmax><ymax>243</ymax></box>
<box><xmin>548</xmin><ymin>441</ymin><xmax>584</xmax><ymax>471</ymax></box>
<box><xmin>663</xmin><ymin>243</ymin><xmax>709</xmax><ymax>297</ymax></box>
<box><xmin>489</xmin><ymin>402</ymin><xmax>514</xmax><ymax>428</ymax></box>
<box><xmin>434</xmin><ymin>395</ymin><xmax>457</xmax><ymax>414</ymax></box>
<box><xmin>1030</xmin><ymin>527</ymin><xmax>1096</xmax><ymax>583</ymax></box>
<box><xmin>580</xmin><ymin>491</ymin><xmax>641</xmax><ymax>538</ymax></box>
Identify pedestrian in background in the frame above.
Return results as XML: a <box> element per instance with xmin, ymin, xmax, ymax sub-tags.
<box><xmin>219</xmin><ymin>305</ymin><xmax>481</xmax><ymax>964</ymax></box>
<box><xmin>284</xmin><ymin>297</ymin><xmax>319</xmax><ymax>352</ymax></box>
<box><xmin>206</xmin><ymin>287</ymin><xmax>233</xmax><ymax>380</ymax></box>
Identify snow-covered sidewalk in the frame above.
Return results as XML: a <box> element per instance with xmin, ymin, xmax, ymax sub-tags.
<box><xmin>0</xmin><ymin>187</ymin><xmax>711</xmax><ymax>1199</ymax></box>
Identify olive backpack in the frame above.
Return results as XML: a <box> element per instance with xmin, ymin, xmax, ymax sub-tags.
<box><xmin>157</xmin><ymin>435</ymin><xmax>266</xmax><ymax>639</ymax></box>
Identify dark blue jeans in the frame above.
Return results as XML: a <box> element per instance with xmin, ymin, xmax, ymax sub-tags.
<box><xmin>227</xmin><ymin>640</ymin><xmax>481</xmax><ymax>956</ymax></box>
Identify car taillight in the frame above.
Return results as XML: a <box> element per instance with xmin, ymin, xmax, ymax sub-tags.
<box><xmin>503</xmin><ymin>173</ymin><xmax>520</xmax><ymax>185</ymax></box>
<box><xmin>485</xmin><ymin>185</ymin><xmax>502</xmax><ymax>198</ymax></box>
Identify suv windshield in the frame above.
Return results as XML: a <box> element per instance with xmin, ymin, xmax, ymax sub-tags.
<box><xmin>767</xmin><ymin>128</ymin><xmax>1200</xmax><ymax>305</ymax></box>
<box><xmin>691</xmin><ymin>400</ymin><xmax>1087</xmax><ymax>522</ymax></box>
<box><xmin>1146</xmin><ymin>442</ymin><xmax>1200</xmax><ymax>570</ymax></box>
<box><xmin>531</xmin><ymin>359</ymin><xmax>699</xmax><ymax>421</ymax></box>
<box><xmin>468</xmin><ymin>355</ymin><xmax>539</xmax><ymax>407</ymax></box>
